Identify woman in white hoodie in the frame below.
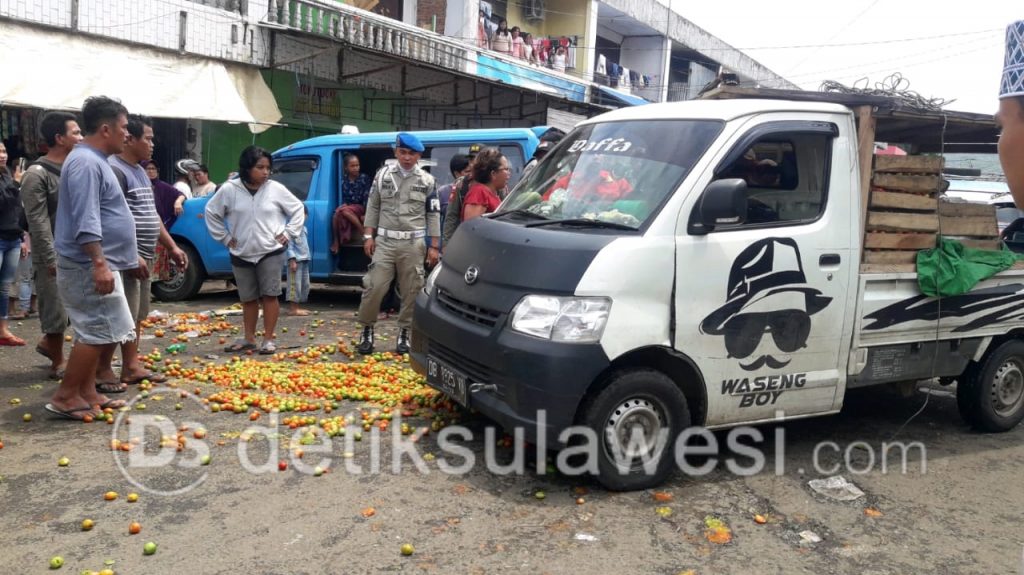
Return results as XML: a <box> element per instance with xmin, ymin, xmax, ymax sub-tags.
<box><xmin>205</xmin><ymin>146</ymin><xmax>305</xmax><ymax>354</ymax></box>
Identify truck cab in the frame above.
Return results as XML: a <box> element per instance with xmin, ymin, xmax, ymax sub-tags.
<box><xmin>413</xmin><ymin>96</ymin><xmax>1017</xmax><ymax>490</ymax></box>
<box><xmin>155</xmin><ymin>128</ymin><xmax>543</xmax><ymax>301</ymax></box>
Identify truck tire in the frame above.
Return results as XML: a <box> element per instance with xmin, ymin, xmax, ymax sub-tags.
<box><xmin>151</xmin><ymin>244</ymin><xmax>204</xmax><ymax>302</ymax></box>
<box><xmin>957</xmin><ymin>340</ymin><xmax>1024</xmax><ymax>432</ymax></box>
<box><xmin>578</xmin><ymin>369</ymin><xmax>689</xmax><ymax>491</ymax></box>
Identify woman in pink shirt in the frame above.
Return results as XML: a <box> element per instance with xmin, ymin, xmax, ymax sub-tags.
<box><xmin>462</xmin><ymin>148</ymin><xmax>509</xmax><ymax>222</ymax></box>
<box><xmin>511</xmin><ymin>27</ymin><xmax>524</xmax><ymax>59</ymax></box>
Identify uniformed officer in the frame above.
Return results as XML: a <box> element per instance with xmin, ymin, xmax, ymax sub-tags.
<box><xmin>357</xmin><ymin>132</ymin><xmax>441</xmax><ymax>354</ymax></box>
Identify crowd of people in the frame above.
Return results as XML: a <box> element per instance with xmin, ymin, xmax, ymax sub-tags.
<box><xmin>0</xmin><ymin>91</ymin><xmax>567</xmax><ymax>419</ymax></box>
<box><xmin>0</xmin><ymin>96</ymin><xmax>247</xmax><ymax>420</ymax></box>
<box><xmin>478</xmin><ymin>14</ymin><xmax>572</xmax><ymax>73</ymax></box>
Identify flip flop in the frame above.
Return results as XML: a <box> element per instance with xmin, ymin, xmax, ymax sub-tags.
<box><xmin>121</xmin><ymin>372</ymin><xmax>167</xmax><ymax>385</ymax></box>
<box><xmin>258</xmin><ymin>340</ymin><xmax>277</xmax><ymax>355</ymax></box>
<box><xmin>44</xmin><ymin>403</ymin><xmax>95</xmax><ymax>421</ymax></box>
<box><xmin>0</xmin><ymin>335</ymin><xmax>26</xmax><ymax>346</ymax></box>
<box><xmin>96</xmin><ymin>381</ymin><xmax>127</xmax><ymax>394</ymax></box>
<box><xmin>99</xmin><ymin>399</ymin><xmax>126</xmax><ymax>410</ymax></box>
<box><xmin>224</xmin><ymin>338</ymin><xmax>257</xmax><ymax>353</ymax></box>
<box><xmin>47</xmin><ymin>368</ymin><xmax>65</xmax><ymax>381</ymax></box>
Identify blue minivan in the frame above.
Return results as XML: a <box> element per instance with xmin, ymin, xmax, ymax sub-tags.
<box><xmin>154</xmin><ymin>127</ymin><xmax>544</xmax><ymax>301</ymax></box>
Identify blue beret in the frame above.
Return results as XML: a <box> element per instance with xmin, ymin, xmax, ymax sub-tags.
<box><xmin>395</xmin><ymin>132</ymin><xmax>424</xmax><ymax>153</ymax></box>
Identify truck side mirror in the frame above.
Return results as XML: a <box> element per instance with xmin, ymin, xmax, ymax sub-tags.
<box><xmin>688</xmin><ymin>178</ymin><xmax>748</xmax><ymax>235</ymax></box>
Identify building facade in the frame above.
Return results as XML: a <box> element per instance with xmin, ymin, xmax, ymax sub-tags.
<box><xmin>0</xmin><ymin>0</ymin><xmax>792</xmax><ymax>180</ymax></box>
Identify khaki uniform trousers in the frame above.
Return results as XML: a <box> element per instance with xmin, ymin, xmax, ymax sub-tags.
<box><xmin>357</xmin><ymin>237</ymin><xmax>426</xmax><ymax>328</ymax></box>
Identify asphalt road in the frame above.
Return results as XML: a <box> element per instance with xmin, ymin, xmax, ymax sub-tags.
<box><xmin>1</xmin><ymin>282</ymin><xmax>1022</xmax><ymax>574</ymax></box>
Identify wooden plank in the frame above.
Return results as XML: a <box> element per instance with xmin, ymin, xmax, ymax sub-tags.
<box><xmin>864</xmin><ymin>232</ymin><xmax>936</xmax><ymax>250</ymax></box>
<box><xmin>857</xmin><ymin>105</ymin><xmax>877</xmax><ymax>252</ymax></box>
<box><xmin>954</xmin><ymin>238</ymin><xmax>1004</xmax><ymax>251</ymax></box>
<box><xmin>937</xmin><ymin>201</ymin><xmax>997</xmax><ymax>217</ymax></box>
<box><xmin>860</xmin><ymin>263</ymin><xmax>917</xmax><ymax>274</ymax></box>
<box><xmin>867</xmin><ymin>211</ymin><xmax>939</xmax><ymax>233</ymax></box>
<box><xmin>861</xmin><ymin>260</ymin><xmax>1024</xmax><ymax>275</ymax></box>
<box><xmin>939</xmin><ymin>215</ymin><xmax>999</xmax><ymax>237</ymax></box>
<box><xmin>863</xmin><ymin>251</ymin><xmax>918</xmax><ymax>264</ymax></box>
<box><xmin>873</xmin><ymin>155</ymin><xmax>944</xmax><ymax>174</ymax></box>
<box><xmin>872</xmin><ymin>173</ymin><xmax>946</xmax><ymax>193</ymax></box>
<box><xmin>869</xmin><ymin>190</ymin><xmax>938</xmax><ymax>211</ymax></box>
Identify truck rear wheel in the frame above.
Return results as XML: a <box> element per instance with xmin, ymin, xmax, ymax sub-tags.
<box><xmin>151</xmin><ymin>244</ymin><xmax>204</xmax><ymax>302</ymax></box>
<box><xmin>957</xmin><ymin>340</ymin><xmax>1024</xmax><ymax>432</ymax></box>
<box><xmin>578</xmin><ymin>369</ymin><xmax>689</xmax><ymax>491</ymax></box>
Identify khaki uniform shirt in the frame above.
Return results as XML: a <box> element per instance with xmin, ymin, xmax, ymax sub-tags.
<box><xmin>19</xmin><ymin>158</ymin><xmax>62</xmax><ymax>267</ymax></box>
<box><xmin>364</xmin><ymin>164</ymin><xmax>441</xmax><ymax>239</ymax></box>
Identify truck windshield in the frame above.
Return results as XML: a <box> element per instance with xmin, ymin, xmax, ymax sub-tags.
<box><xmin>498</xmin><ymin>120</ymin><xmax>722</xmax><ymax>229</ymax></box>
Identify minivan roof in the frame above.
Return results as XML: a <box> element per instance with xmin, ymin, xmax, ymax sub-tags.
<box><xmin>276</xmin><ymin>127</ymin><xmax>544</xmax><ymax>155</ymax></box>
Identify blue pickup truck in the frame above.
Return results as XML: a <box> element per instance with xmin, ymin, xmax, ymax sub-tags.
<box><xmin>153</xmin><ymin>127</ymin><xmax>544</xmax><ymax>301</ymax></box>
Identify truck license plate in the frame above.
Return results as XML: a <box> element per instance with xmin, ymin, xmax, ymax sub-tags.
<box><xmin>426</xmin><ymin>356</ymin><xmax>468</xmax><ymax>406</ymax></box>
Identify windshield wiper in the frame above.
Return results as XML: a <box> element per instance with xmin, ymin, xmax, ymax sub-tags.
<box><xmin>491</xmin><ymin>208</ymin><xmax>548</xmax><ymax>220</ymax></box>
<box><xmin>524</xmin><ymin>218</ymin><xmax>637</xmax><ymax>230</ymax></box>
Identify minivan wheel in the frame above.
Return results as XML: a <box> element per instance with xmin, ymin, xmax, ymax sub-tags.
<box><xmin>578</xmin><ymin>369</ymin><xmax>689</xmax><ymax>491</ymax></box>
<box><xmin>957</xmin><ymin>340</ymin><xmax>1024</xmax><ymax>432</ymax></box>
<box><xmin>151</xmin><ymin>244</ymin><xmax>204</xmax><ymax>302</ymax></box>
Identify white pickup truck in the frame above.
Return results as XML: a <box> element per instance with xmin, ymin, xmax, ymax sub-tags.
<box><xmin>412</xmin><ymin>87</ymin><xmax>1017</xmax><ymax>490</ymax></box>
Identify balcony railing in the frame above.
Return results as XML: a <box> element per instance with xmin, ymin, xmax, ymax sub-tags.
<box><xmin>264</xmin><ymin>0</ymin><xmax>469</xmax><ymax>72</ymax></box>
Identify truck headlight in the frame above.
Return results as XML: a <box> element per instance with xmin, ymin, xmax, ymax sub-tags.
<box><xmin>423</xmin><ymin>262</ymin><xmax>441</xmax><ymax>295</ymax></box>
<box><xmin>510</xmin><ymin>295</ymin><xmax>611</xmax><ymax>343</ymax></box>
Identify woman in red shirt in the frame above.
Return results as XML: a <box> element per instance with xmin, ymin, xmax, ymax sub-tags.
<box><xmin>462</xmin><ymin>148</ymin><xmax>509</xmax><ymax>222</ymax></box>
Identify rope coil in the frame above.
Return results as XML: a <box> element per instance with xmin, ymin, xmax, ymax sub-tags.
<box><xmin>819</xmin><ymin>73</ymin><xmax>954</xmax><ymax>112</ymax></box>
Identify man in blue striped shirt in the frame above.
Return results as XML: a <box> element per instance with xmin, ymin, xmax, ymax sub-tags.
<box><xmin>101</xmin><ymin>115</ymin><xmax>188</xmax><ymax>390</ymax></box>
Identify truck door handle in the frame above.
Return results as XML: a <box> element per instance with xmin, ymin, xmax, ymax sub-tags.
<box><xmin>819</xmin><ymin>253</ymin><xmax>841</xmax><ymax>266</ymax></box>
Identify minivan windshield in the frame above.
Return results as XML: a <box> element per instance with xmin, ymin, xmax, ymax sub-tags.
<box><xmin>497</xmin><ymin>120</ymin><xmax>723</xmax><ymax>229</ymax></box>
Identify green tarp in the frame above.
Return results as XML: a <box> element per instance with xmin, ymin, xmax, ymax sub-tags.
<box><xmin>916</xmin><ymin>237</ymin><xmax>1022</xmax><ymax>297</ymax></box>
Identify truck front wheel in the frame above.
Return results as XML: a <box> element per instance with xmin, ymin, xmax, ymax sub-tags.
<box><xmin>151</xmin><ymin>244</ymin><xmax>205</xmax><ymax>302</ymax></box>
<box><xmin>957</xmin><ymin>340</ymin><xmax>1024</xmax><ymax>432</ymax></box>
<box><xmin>578</xmin><ymin>369</ymin><xmax>689</xmax><ymax>491</ymax></box>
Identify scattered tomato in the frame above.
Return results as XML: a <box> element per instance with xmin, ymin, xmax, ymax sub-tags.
<box><xmin>129</xmin><ymin>521</ymin><xmax>142</xmax><ymax>535</ymax></box>
<box><xmin>400</xmin><ymin>543</ymin><xmax>414</xmax><ymax>556</ymax></box>
<box><xmin>81</xmin><ymin>518</ymin><xmax>95</xmax><ymax>531</ymax></box>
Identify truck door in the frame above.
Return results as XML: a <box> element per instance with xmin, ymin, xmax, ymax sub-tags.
<box><xmin>677</xmin><ymin>118</ymin><xmax>856</xmax><ymax>425</ymax></box>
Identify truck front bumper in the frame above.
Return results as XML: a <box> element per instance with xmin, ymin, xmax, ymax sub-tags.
<box><xmin>412</xmin><ymin>289</ymin><xmax>611</xmax><ymax>447</ymax></box>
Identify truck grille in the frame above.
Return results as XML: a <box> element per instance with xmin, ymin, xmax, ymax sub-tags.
<box><xmin>436</xmin><ymin>289</ymin><xmax>502</xmax><ymax>328</ymax></box>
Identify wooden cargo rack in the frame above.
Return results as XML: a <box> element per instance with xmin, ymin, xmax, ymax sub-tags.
<box><xmin>701</xmin><ymin>86</ymin><xmax>1002</xmax><ymax>273</ymax></box>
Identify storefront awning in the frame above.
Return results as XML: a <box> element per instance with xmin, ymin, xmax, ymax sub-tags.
<box><xmin>0</xmin><ymin>24</ymin><xmax>282</xmax><ymax>133</ymax></box>
<box><xmin>595</xmin><ymin>85</ymin><xmax>649</xmax><ymax>107</ymax></box>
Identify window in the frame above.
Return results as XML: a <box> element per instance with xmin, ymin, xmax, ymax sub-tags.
<box><xmin>712</xmin><ymin>128</ymin><xmax>834</xmax><ymax>228</ymax></box>
<box><xmin>272</xmin><ymin>158</ymin><xmax>318</xmax><ymax>201</ymax></box>
<box><xmin>498</xmin><ymin>120</ymin><xmax>723</xmax><ymax>229</ymax></box>
<box><xmin>429</xmin><ymin>144</ymin><xmax>525</xmax><ymax>189</ymax></box>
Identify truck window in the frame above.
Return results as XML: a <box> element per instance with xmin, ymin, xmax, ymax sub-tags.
<box><xmin>430</xmin><ymin>145</ymin><xmax>525</xmax><ymax>189</ymax></box>
<box><xmin>271</xmin><ymin>158</ymin><xmax>318</xmax><ymax>201</ymax></box>
<box><xmin>498</xmin><ymin>120</ymin><xmax>723</xmax><ymax>229</ymax></box>
<box><xmin>714</xmin><ymin>133</ymin><xmax>832</xmax><ymax>227</ymax></box>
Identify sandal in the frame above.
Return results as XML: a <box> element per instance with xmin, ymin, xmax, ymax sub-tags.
<box><xmin>224</xmin><ymin>338</ymin><xmax>257</xmax><ymax>353</ymax></box>
<box><xmin>96</xmin><ymin>381</ymin><xmax>128</xmax><ymax>394</ymax></box>
<box><xmin>258</xmin><ymin>340</ymin><xmax>277</xmax><ymax>355</ymax></box>
<box><xmin>0</xmin><ymin>335</ymin><xmax>26</xmax><ymax>346</ymax></box>
<box><xmin>121</xmin><ymin>372</ymin><xmax>168</xmax><ymax>385</ymax></box>
<box><xmin>45</xmin><ymin>403</ymin><xmax>96</xmax><ymax>421</ymax></box>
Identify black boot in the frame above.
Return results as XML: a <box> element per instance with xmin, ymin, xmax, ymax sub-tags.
<box><xmin>357</xmin><ymin>325</ymin><xmax>374</xmax><ymax>355</ymax></box>
<box><xmin>396</xmin><ymin>328</ymin><xmax>410</xmax><ymax>354</ymax></box>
